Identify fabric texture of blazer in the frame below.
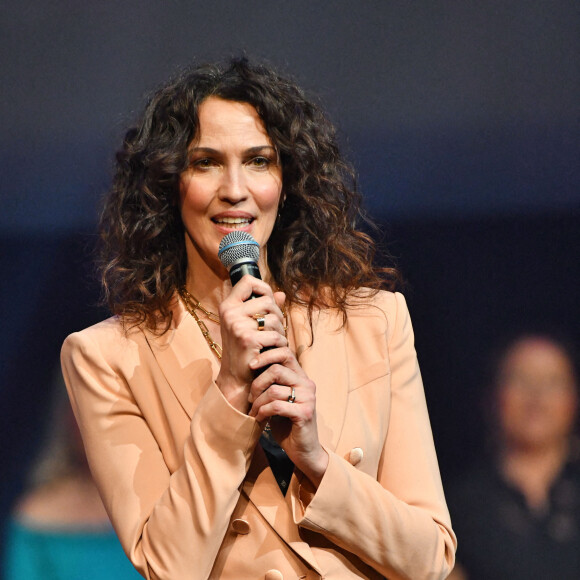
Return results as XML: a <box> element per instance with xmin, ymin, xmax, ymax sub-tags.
<box><xmin>61</xmin><ymin>290</ymin><xmax>456</xmax><ymax>579</ymax></box>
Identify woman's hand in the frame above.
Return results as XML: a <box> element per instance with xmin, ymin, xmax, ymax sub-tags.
<box><xmin>247</xmin><ymin>347</ymin><xmax>329</xmax><ymax>488</ymax></box>
<box><xmin>215</xmin><ymin>275</ymin><xmax>287</xmax><ymax>414</ymax></box>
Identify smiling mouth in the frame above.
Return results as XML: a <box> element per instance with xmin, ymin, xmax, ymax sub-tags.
<box><xmin>212</xmin><ymin>217</ymin><xmax>253</xmax><ymax>229</ymax></box>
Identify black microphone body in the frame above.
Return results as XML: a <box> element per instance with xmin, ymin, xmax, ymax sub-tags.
<box><xmin>228</xmin><ymin>260</ymin><xmax>262</xmax><ymax>289</ymax></box>
<box><xmin>218</xmin><ymin>231</ymin><xmax>263</xmax><ymax>297</ymax></box>
<box><xmin>218</xmin><ymin>231</ymin><xmax>274</xmax><ymax>359</ymax></box>
<box><xmin>220</xmin><ymin>234</ymin><xmax>292</xmax><ymax>460</ymax></box>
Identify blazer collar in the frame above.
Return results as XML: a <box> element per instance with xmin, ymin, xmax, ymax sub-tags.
<box><xmin>143</xmin><ymin>296</ymin><xmax>221</xmax><ymax>419</ymax></box>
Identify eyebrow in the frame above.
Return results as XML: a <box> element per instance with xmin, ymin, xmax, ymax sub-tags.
<box><xmin>189</xmin><ymin>145</ymin><xmax>277</xmax><ymax>156</ymax></box>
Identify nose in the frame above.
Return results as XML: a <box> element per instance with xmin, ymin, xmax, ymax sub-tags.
<box><xmin>218</xmin><ymin>165</ymin><xmax>248</xmax><ymax>204</ymax></box>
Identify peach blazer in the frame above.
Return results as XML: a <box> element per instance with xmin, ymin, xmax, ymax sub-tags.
<box><xmin>61</xmin><ymin>290</ymin><xmax>456</xmax><ymax>579</ymax></box>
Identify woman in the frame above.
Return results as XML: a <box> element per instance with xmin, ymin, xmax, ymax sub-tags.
<box><xmin>448</xmin><ymin>335</ymin><xmax>580</xmax><ymax>580</ymax></box>
<box><xmin>4</xmin><ymin>371</ymin><xmax>140</xmax><ymax>579</ymax></box>
<box><xmin>61</xmin><ymin>57</ymin><xmax>456</xmax><ymax>579</ymax></box>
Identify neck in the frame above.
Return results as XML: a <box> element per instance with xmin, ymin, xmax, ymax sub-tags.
<box><xmin>183</xmin><ymin>242</ymin><xmax>271</xmax><ymax>312</ymax></box>
<box><xmin>502</xmin><ymin>437</ymin><xmax>569</xmax><ymax>462</ymax></box>
<box><xmin>184</xmin><ymin>268</ymin><xmax>231</xmax><ymax>313</ymax></box>
<box><xmin>500</xmin><ymin>439</ymin><xmax>569</xmax><ymax>509</ymax></box>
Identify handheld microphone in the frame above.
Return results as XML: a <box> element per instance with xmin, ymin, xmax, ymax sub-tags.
<box><xmin>218</xmin><ymin>231</ymin><xmax>263</xmax><ymax>295</ymax></box>
<box><xmin>218</xmin><ymin>231</ymin><xmax>275</xmax><ymax>360</ymax></box>
<box><xmin>219</xmin><ymin>232</ymin><xmax>290</xmax><ymax>447</ymax></box>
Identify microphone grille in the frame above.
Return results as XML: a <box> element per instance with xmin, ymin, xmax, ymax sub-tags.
<box><xmin>218</xmin><ymin>231</ymin><xmax>260</xmax><ymax>268</ymax></box>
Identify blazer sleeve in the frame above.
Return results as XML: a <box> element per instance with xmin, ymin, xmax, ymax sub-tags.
<box><xmin>61</xmin><ymin>327</ymin><xmax>262</xmax><ymax>579</ymax></box>
<box><xmin>294</xmin><ymin>292</ymin><xmax>457</xmax><ymax>579</ymax></box>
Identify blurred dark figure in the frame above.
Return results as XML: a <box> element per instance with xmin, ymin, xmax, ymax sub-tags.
<box><xmin>2</xmin><ymin>371</ymin><xmax>140</xmax><ymax>580</ymax></box>
<box><xmin>448</xmin><ymin>335</ymin><xmax>580</xmax><ymax>580</ymax></box>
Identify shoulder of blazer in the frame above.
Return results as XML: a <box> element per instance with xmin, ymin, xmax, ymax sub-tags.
<box><xmin>64</xmin><ymin>315</ymin><xmax>140</xmax><ymax>344</ymax></box>
<box><xmin>62</xmin><ymin>315</ymin><xmax>149</xmax><ymax>369</ymax></box>
<box><xmin>341</xmin><ymin>289</ymin><xmax>401</xmax><ymax>323</ymax></box>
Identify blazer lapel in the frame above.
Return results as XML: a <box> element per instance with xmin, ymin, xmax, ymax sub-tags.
<box><xmin>242</xmin><ymin>445</ymin><xmax>323</xmax><ymax>574</ymax></box>
<box><xmin>144</xmin><ymin>298</ymin><xmax>220</xmax><ymax>420</ymax></box>
<box><xmin>289</xmin><ymin>306</ymin><xmax>349</xmax><ymax>451</ymax></box>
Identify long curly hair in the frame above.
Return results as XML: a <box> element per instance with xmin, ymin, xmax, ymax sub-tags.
<box><xmin>99</xmin><ymin>57</ymin><xmax>399</xmax><ymax>332</ymax></box>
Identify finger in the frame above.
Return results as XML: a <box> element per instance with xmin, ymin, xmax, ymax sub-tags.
<box><xmin>250</xmin><ymin>383</ymin><xmax>316</xmax><ymax>422</ymax></box>
<box><xmin>244</xmin><ymin>295</ymin><xmax>284</xmax><ymax>318</ymax></box>
<box><xmin>255</xmin><ymin>330</ymin><xmax>288</xmax><ymax>352</ymax></box>
<box><xmin>248</xmin><ymin>365</ymin><xmax>297</xmax><ymax>404</ymax></box>
<box><xmin>249</xmin><ymin>346</ymin><xmax>303</xmax><ymax>375</ymax></box>
<box><xmin>229</xmin><ymin>275</ymin><xmax>276</xmax><ymax>302</ymax></box>
<box><xmin>248</xmin><ymin>383</ymin><xmax>292</xmax><ymax>407</ymax></box>
<box><xmin>249</xmin><ymin>394</ymin><xmax>304</xmax><ymax>422</ymax></box>
<box><xmin>220</xmin><ymin>299</ymin><xmax>283</xmax><ymax>338</ymax></box>
<box><xmin>250</xmin><ymin>312</ymin><xmax>285</xmax><ymax>335</ymax></box>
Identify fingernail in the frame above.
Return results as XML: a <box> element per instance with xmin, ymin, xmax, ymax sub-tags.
<box><xmin>249</xmin><ymin>358</ymin><xmax>258</xmax><ymax>368</ymax></box>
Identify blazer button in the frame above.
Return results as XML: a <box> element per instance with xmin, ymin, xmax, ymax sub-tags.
<box><xmin>264</xmin><ymin>570</ymin><xmax>284</xmax><ymax>580</ymax></box>
<box><xmin>348</xmin><ymin>447</ymin><xmax>364</xmax><ymax>466</ymax></box>
<box><xmin>231</xmin><ymin>518</ymin><xmax>250</xmax><ymax>535</ymax></box>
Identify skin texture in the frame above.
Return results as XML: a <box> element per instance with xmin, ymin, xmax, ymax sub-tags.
<box><xmin>178</xmin><ymin>97</ymin><xmax>328</xmax><ymax>486</ymax></box>
<box><xmin>179</xmin><ymin>98</ymin><xmax>283</xmax><ymax>281</ymax></box>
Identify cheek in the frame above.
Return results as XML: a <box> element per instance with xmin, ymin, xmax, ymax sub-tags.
<box><xmin>258</xmin><ymin>181</ymin><xmax>283</xmax><ymax>215</ymax></box>
<box><xmin>497</xmin><ymin>390</ymin><xmax>531</xmax><ymax>435</ymax></box>
<box><xmin>178</xmin><ymin>175</ymin><xmax>191</xmax><ymax>207</ymax></box>
<box><xmin>179</xmin><ymin>179</ymin><xmax>209</xmax><ymax>216</ymax></box>
<box><xmin>253</xmin><ymin>168</ymin><xmax>282</xmax><ymax>204</ymax></box>
<box><xmin>497</xmin><ymin>389</ymin><xmax>520</xmax><ymax>420</ymax></box>
<box><xmin>551</xmin><ymin>394</ymin><xmax>578</xmax><ymax>428</ymax></box>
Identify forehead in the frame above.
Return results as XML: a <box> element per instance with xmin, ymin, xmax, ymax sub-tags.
<box><xmin>501</xmin><ymin>339</ymin><xmax>574</xmax><ymax>379</ymax></box>
<box><xmin>195</xmin><ymin>97</ymin><xmax>270</xmax><ymax>144</ymax></box>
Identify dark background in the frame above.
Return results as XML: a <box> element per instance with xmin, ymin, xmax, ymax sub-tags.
<box><xmin>1</xmin><ymin>0</ymin><xmax>579</xmax><ymax>569</ymax></box>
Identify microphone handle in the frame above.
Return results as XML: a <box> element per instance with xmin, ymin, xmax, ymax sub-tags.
<box><xmin>229</xmin><ymin>259</ymin><xmax>262</xmax><ymax>299</ymax></box>
<box><xmin>227</xmin><ymin>259</ymin><xmax>274</xmax><ymax>361</ymax></box>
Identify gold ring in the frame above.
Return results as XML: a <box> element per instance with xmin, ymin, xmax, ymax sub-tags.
<box><xmin>253</xmin><ymin>314</ymin><xmax>266</xmax><ymax>331</ymax></box>
<box><xmin>287</xmin><ymin>386</ymin><xmax>296</xmax><ymax>404</ymax></box>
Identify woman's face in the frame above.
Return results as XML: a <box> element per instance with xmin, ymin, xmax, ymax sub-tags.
<box><xmin>179</xmin><ymin>97</ymin><xmax>283</xmax><ymax>277</ymax></box>
<box><xmin>496</xmin><ymin>338</ymin><xmax>577</xmax><ymax>450</ymax></box>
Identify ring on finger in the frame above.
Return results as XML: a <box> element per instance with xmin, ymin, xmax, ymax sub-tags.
<box><xmin>287</xmin><ymin>386</ymin><xmax>296</xmax><ymax>404</ymax></box>
<box><xmin>253</xmin><ymin>313</ymin><xmax>266</xmax><ymax>331</ymax></box>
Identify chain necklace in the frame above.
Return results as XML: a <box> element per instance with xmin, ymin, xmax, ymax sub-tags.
<box><xmin>178</xmin><ymin>286</ymin><xmax>289</xmax><ymax>361</ymax></box>
<box><xmin>178</xmin><ymin>287</ymin><xmax>223</xmax><ymax>359</ymax></box>
<box><xmin>179</xmin><ymin>287</ymin><xmax>220</xmax><ymax>323</ymax></box>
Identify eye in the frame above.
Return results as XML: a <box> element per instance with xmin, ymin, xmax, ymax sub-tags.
<box><xmin>192</xmin><ymin>157</ymin><xmax>216</xmax><ymax>170</ymax></box>
<box><xmin>248</xmin><ymin>156</ymin><xmax>272</xmax><ymax>169</ymax></box>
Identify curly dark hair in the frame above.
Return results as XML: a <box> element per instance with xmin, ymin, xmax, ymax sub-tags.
<box><xmin>99</xmin><ymin>56</ymin><xmax>399</xmax><ymax>332</ymax></box>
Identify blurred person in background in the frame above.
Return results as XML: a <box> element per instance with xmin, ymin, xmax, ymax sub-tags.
<box><xmin>3</xmin><ymin>369</ymin><xmax>141</xmax><ymax>580</ymax></box>
<box><xmin>448</xmin><ymin>334</ymin><xmax>580</xmax><ymax>580</ymax></box>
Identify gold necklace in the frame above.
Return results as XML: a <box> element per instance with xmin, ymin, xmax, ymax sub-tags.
<box><xmin>178</xmin><ymin>287</ymin><xmax>223</xmax><ymax>359</ymax></box>
<box><xmin>178</xmin><ymin>287</ymin><xmax>289</xmax><ymax>361</ymax></box>
<box><xmin>179</xmin><ymin>287</ymin><xmax>220</xmax><ymax>323</ymax></box>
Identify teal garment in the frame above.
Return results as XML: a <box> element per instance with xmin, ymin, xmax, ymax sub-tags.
<box><xmin>4</xmin><ymin>518</ymin><xmax>142</xmax><ymax>580</ymax></box>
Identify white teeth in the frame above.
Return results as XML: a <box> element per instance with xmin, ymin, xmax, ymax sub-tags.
<box><xmin>214</xmin><ymin>217</ymin><xmax>252</xmax><ymax>225</ymax></box>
